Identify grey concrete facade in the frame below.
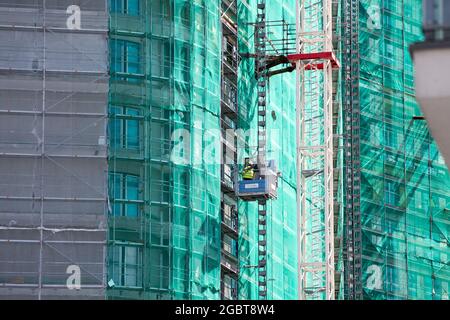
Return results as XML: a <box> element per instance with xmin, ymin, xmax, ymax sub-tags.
<box><xmin>0</xmin><ymin>0</ymin><xmax>108</xmax><ymax>299</ymax></box>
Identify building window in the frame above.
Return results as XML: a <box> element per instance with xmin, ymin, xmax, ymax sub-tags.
<box><xmin>109</xmin><ymin>172</ymin><xmax>142</xmax><ymax>217</ymax></box>
<box><xmin>180</xmin><ymin>44</ymin><xmax>190</xmax><ymax>82</ymax></box>
<box><xmin>222</xmin><ymin>234</ymin><xmax>238</xmax><ymax>257</ymax></box>
<box><xmin>180</xmin><ymin>2</ymin><xmax>190</xmax><ymax>27</ymax></box>
<box><xmin>151</xmin><ymin>39</ymin><xmax>171</xmax><ymax>78</ymax></box>
<box><xmin>110</xmin><ymin>244</ymin><xmax>142</xmax><ymax>288</ymax></box>
<box><xmin>384</xmin><ymin>126</ymin><xmax>397</xmax><ymax>148</ymax></box>
<box><xmin>111</xmin><ymin>40</ymin><xmax>141</xmax><ymax>74</ymax></box>
<box><xmin>222</xmin><ymin>202</ymin><xmax>237</xmax><ymax>230</ymax></box>
<box><xmin>150</xmin><ymin>206</ymin><xmax>170</xmax><ymax>246</ymax></box>
<box><xmin>222</xmin><ymin>78</ymin><xmax>237</xmax><ymax>112</ymax></box>
<box><xmin>445</xmin><ymin>1</ymin><xmax>450</xmax><ymax>26</ymax></box>
<box><xmin>109</xmin><ymin>106</ymin><xmax>141</xmax><ymax>151</ymax></box>
<box><xmin>110</xmin><ymin>0</ymin><xmax>140</xmax><ymax>16</ymax></box>
<box><xmin>415</xmin><ymin>190</ymin><xmax>429</xmax><ymax>210</ymax></box>
<box><xmin>423</xmin><ymin>0</ymin><xmax>450</xmax><ymax>40</ymax></box>
<box><xmin>385</xmin><ymin>180</ymin><xmax>400</xmax><ymax>207</ymax></box>
<box><xmin>151</xmin><ymin>0</ymin><xmax>172</xmax><ymax>18</ymax></box>
<box><xmin>223</xmin><ymin>36</ymin><xmax>238</xmax><ymax>69</ymax></box>
<box><xmin>150</xmin><ymin>164</ymin><xmax>171</xmax><ymax>203</ymax></box>
<box><xmin>150</xmin><ymin>250</ymin><xmax>169</xmax><ymax>289</ymax></box>
<box><xmin>150</xmin><ymin>117</ymin><xmax>171</xmax><ymax>161</ymax></box>
<box><xmin>222</xmin><ymin>275</ymin><xmax>237</xmax><ymax>300</ymax></box>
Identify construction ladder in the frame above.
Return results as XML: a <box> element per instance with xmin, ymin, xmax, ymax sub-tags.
<box><xmin>255</xmin><ymin>0</ymin><xmax>268</xmax><ymax>300</ymax></box>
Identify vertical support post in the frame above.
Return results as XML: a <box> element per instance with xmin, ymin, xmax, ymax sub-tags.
<box><xmin>295</xmin><ymin>0</ymin><xmax>305</xmax><ymax>301</ymax></box>
<box><xmin>255</xmin><ymin>0</ymin><xmax>268</xmax><ymax>300</ymax></box>
<box><xmin>38</xmin><ymin>0</ymin><xmax>47</xmax><ymax>301</ymax></box>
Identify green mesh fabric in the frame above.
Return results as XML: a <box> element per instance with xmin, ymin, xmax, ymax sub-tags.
<box><xmin>237</xmin><ymin>0</ymin><xmax>299</xmax><ymax>300</ymax></box>
<box><xmin>358</xmin><ymin>0</ymin><xmax>450</xmax><ymax>300</ymax></box>
<box><xmin>107</xmin><ymin>0</ymin><xmax>222</xmax><ymax>299</ymax></box>
<box><xmin>104</xmin><ymin>0</ymin><xmax>449</xmax><ymax>300</ymax></box>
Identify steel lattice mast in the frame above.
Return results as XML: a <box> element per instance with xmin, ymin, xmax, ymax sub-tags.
<box><xmin>294</xmin><ymin>0</ymin><xmax>337</xmax><ymax>300</ymax></box>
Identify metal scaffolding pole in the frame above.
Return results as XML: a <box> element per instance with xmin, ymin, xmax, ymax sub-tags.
<box><xmin>0</xmin><ymin>1</ymin><xmax>108</xmax><ymax>299</ymax></box>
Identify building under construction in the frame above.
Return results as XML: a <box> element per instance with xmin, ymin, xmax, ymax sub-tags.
<box><xmin>0</xmin><ymin>0</ymin><xmax>448</xmax><ymax>300</ymax></box>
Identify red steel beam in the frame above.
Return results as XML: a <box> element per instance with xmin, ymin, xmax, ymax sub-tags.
<box><xmin>287</xmin><ymin>51</ymin><xmax>340</xmax><ymax>70</ymax></box>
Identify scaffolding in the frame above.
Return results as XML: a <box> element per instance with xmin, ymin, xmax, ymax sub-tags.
<box><xmin>293</xmin><ymin>0</ymin><xmax>337</xmax><ymax>300</ymax></box>
<box><xmin>238</xmin><ymin>0</ymin><xmax>343</xmax><ymax>300</ymax></box>
<box><xmin>220</xmin><ymin>0</ymin><xmax>240</xmax><ymax>300</ymax></box>
<box><xmin>0</xmin><ymin>0</ymin><xmax>109</xmax><ymax>299</ymax></box>
<box><xmin>237</xmin><ymin>0</ymin><xmax>299</xmax><ymax>300</ymax></box>
<box><xmin>107</xmin><ymin>0</ymin><xmax>223</xmax><ymax>299</ymax></box>
<box><xmin>0</xmin><ymin>0</ymin><xmax>448</xmax><ymax>301</ymax></box>
<box><xmin>355</xmin><ymin>0</ymin><xmax>450</xmax><ymax>300</ymax></box>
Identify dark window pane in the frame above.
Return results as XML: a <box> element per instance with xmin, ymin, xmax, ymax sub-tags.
<box><xmin>111</xmin><ymin>40</ymin><xmax>125</xmax><ymax>73</ymax></box>
<box><xmin>127</xmin><ymin>42</ymin><xmax>141</xmax><ymax>74</ymax></box>
<box><xmin>110</xmin><ymin>0</ymin><xmax>123</xmax><ymax>13</ymax></box>
<box><xmin>424</xmin><ymin>0</ymin><xmax>435</xmax><ymax>25</ymax></box>
<box><xmin>444</xmin><ymin>0</ymin><xmax>450</xmax><ymax>26</ymax></box>
<box><xmin>127</xmin><ymin>0</ymin><xmax>140</xmax><ymax>16</ymax></box>
<box><xmin>126</xmin><ymin>175</ymin><xmax>139</xmax><ymax>217</ymax></box>
<box><xmin>126</xmin><ymin>108</ymin><xmax>140</xmax><ymax>149</ymax></box>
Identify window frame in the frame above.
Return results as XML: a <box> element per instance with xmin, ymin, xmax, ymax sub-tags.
<box><xmin>109</xmin><ymin>105</ymin><xmax>143</xmax><ymax>151</ymax></box>
<box><xmin>111</xmin><ymin>0</ymin><xmax>140</xmax><ymax>16</ymax></box>
<box><xmin>151</xmin><ymin>38</ymin><xmax>171</xmax><ymax>78</ymax></box>
<box><xmin>111</xmin><ymin>39</ymin><xmax>142</xmax><ymax>76</ymax></box>
<box><xmin>109</xmin><ymin>172</ymin><xmax>143</xmax><ymax>217</ymax></box>
<box><xmin>385</xmin><ymin>180</ymin><xmax>401</xmax><ymax>207</ymax></box>
<box><xmin>110</xmin><ymin>243</ymin><xmax>143</xmax><ymax>288</ymax></box>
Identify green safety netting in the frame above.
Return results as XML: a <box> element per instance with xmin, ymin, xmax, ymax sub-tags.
<box><xmin>105</xmin><ymin>0</ymin><xmax>449</xmax><ymax>301</ymax></box>
<box><xmin>237</xmin><ymin>0</ymin><xmax>299</xmax><ymax>300</ymax></box>
<box><xmin>108</xmin><ymin>0</ymin><xmax>222</xmax><ymax>299</ymax></box>
<box><xmin>358</xmin><ymin>0</ymin><xmax>450</xmax><ymax>300</ymax></box>
<box><xmin>107</xmin><ymin>0</ymin><xmax>300</xmax><ymax>300</ymax></box>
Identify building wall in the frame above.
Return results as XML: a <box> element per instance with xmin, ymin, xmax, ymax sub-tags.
<box><xmin>107</xmin><ymin>0</ymin><xmax>222</xmax><ymax>300</ymax></box>
<box><xmin>0</xmin><ymin>0</ymin><xmax>109</xmax><ymax>299</ymax></box>
<box><xmin>106</xmin><ymin>0</ymin><xmax>450</xmax><ymax>301</ymax></box>
<box><xmin>0</xmin><ymin>0</ymin><xmax>447</xmax><ymax>301</ymax></box>
<box><xmin>107</xmin><ymin>0</ymin><xmax>300</xmax><ymax>301</ymax></box>
<box><xmin>358</xmin><ymin>0</ymin><xmax>450</xmax><ymax>299</ymax></box>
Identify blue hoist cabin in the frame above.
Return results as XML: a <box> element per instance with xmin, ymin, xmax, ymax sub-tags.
<box><xmin>235</xmin><ymin>157</ymin><xmax>279</xmax><ymax>201</ymax></box>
